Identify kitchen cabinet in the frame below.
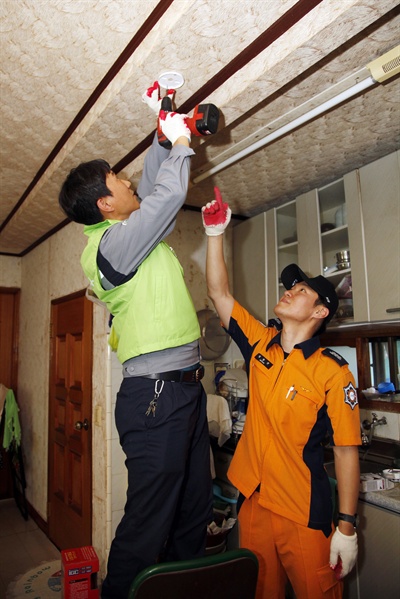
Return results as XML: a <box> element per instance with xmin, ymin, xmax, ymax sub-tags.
<box><xmin>357</xmin><ymin>151</ymin><xmax>400</xmax><ymax>321</ymax></box>
<box><xmin>232</xmin><ymin>150</ymin><xmax>399</xmax><ymax>325</ymax></box>
<box><xmin>343</xmin><ymin>501</ymin><xmax>400</xmax><ymax>599</ymax></box>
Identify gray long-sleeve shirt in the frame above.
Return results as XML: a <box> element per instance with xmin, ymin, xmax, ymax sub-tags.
<box><xmin>99</xmin><ymin>133</ymin><xmax>195</xmax><ymax>279</ymax></box>
<box><xmin>97</xmin><ymin>133</ymin><xmax>200</xmax><ymax>374</ymax></box>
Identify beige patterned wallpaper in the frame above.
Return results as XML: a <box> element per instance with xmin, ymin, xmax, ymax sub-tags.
<box><xmin>1</xmin><ymin>0</ymin><xmax>399</xmax><ymax>255</ymax></box>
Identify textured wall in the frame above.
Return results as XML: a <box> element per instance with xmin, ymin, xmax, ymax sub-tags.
<box><xmin>0</xmin><ymin>256</ymin><xmax>21</xmax><ymax>287</ymax></box>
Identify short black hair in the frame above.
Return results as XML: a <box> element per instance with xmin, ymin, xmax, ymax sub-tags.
<box><xmin>59</xmin><ymin>159</ymin><xmax>111</xmax><ymax>225</ymax></box>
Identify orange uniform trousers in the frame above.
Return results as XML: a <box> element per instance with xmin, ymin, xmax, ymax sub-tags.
<box><xmin>238</xmin><ymin>492</ymin><xmax>343</xmax><ymax>599</ymax></box>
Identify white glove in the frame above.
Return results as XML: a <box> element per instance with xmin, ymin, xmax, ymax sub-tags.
<box><xmin>158</xmin><ymin>110</ymin><xmax>191</xmax><ymax>145</ymax></box>
<box><xmin>329</xmin><ymin>527</ymin><xmax>358</xmax><ymax>579</ymax></box>
<box><xmin>141</xmin><ymin>81</ymin><xmax>175</xmax><ymax>113</ymax></box>
<box><xmin>201</xmin><ymin>187</ymin><xmax>231</xmax><ymax>236</ymax></box>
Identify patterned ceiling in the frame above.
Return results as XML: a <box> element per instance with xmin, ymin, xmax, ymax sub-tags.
<box><xmin>1</xmin><ymin>0</ymin><xmax>399</xmax><ymax>256</ymax></box>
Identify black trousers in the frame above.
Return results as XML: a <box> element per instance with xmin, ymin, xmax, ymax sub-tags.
<box><xmin>101</xmin><ymin>376</ymin><xmax>213</xmax><ymax>599</ymax></box>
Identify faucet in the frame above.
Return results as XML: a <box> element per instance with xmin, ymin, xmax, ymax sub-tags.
<box><xmin>361</xmin><ymin>412</ymin><xmax>387</xmax><ymax>446</ymax></box>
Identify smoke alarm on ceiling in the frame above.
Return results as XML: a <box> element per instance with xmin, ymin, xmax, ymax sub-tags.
<box><xmin>158</xmin><ymin>71</ymin><xmax>185</xmax><ymax>89</ymax></box>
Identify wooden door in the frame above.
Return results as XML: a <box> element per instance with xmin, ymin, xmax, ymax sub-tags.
<box><xmin>0</xmin><ymin>288</ymin><xmax>19</xmax><ymax>391</ymax></box>
<box><xmin>48</xmin><ymin>290</ymin><xmax>93</xmax><ymax>549</ymax></box>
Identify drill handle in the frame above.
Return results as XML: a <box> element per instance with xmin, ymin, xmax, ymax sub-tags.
<box><xmin>157</xmin><ymin>96</ymin><xmax>173</xmax><ymax>148</ymax></box>
<box><xmin>161</xmin><ymin>96</ymin><xmax>173</xmax><ymax>112</ymax></box>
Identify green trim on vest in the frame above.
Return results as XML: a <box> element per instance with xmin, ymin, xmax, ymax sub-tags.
<box><xmin>81</xmin><ymin>221</ymin><xmax>200</xmax><ymax>363</ymax></box>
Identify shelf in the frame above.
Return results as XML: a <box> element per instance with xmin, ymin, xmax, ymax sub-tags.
<box><xmin>319</xmin><ymin>179</ymin><xmax>346</xmax><ymax>212</ymax></box>
<box><xmin>278</xmin><ymin>243</ymin><xmax>298</xmax><ymax>276</ymax></box>
<box><xmin>278</xmin><ymin>240</ymin><xmax>298</xmax><ymax>250</ymax></box>
<box><xmin>276</xmin><ymin>200</ymin><xmax>297</xmax><ymax>247</ymax></box>
<box><xmin>318</xmin><ymin>179</ymin><xmax>348</xmax><ymax>243</ymax></box>
<box><xmin>326</xmin><ymin>268</ymin><xmax>351</xmax><ymax>282</ymax></box>
<box><xmin>321</xmin><ymin>226</ymin><xmax>349</xmax><ymax>255</ymax></box>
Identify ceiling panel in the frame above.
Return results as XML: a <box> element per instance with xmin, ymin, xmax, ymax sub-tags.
<box><xmin>0</xmin><ymin>0</ymin><xmax>399</xmax><ymax>255</ymax></box>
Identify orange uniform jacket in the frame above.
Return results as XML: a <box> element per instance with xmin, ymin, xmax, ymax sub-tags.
<box><xmin>228</xmin><ymin>301</ymin><xmax>361</xmax><ymax>536</ymax></box>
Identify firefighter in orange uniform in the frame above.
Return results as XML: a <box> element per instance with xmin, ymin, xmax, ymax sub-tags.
<box><xmin>202</xmin><ymin>188</ymin><xmax>361</xmax><ymax>599</ymax></box>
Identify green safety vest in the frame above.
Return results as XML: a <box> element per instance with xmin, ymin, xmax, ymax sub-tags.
<box><xmin>81</xmin><ymin>221</ymin><xmax>200</xmax><ymax>363</ymax></box>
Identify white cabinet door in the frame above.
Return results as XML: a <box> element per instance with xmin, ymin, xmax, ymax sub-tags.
<box><xmin>343</xmin><ymin>501</ymin><xmax>400</xmax><ymax>599</ymax></box>
<box><xmin>344</xmin><ymin>169</ymin><xmax>369</xmax><ymax>322</ymax></box>
<box><xmin>233</xmin><ymin>212</ymin><xmax>268</xmax><ymax>324</ymax></box>
<box><xmin>359</xmin><ymin>151</ymin><xmax>400</xmax><ymax>321</ymax></box>
<box><xmin>296</xmin><ymin>188</ymin><xmax>321</xmax><ymax>276</ymax></box>
<box><xmin>357</xmin><ymin>501</ymin><xmax>400</xmax><ymax>599</ymax></box>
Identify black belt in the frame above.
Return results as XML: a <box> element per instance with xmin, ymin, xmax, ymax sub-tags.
<box><xmin>140</xmin><ymin>365</ymin><xmax>204</xmax><ymax>383</ymax></box>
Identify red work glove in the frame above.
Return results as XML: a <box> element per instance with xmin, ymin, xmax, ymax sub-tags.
<box><xmin>158</xmin><ymin>110</ymin><xmax>191</xmax><ymax>144</ymax></box>
<box><xmin>141</xmin><ymin>81</ymin><xmax>175</xmax><ymax>114</ymax></box>
<box><xmin>201</xmin><ymin>187</ymin><xmax>232</xmax><ymax>236</ymax></box>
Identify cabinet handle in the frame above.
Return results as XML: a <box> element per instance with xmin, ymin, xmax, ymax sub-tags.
<box><xmin>386</xmin><ymin>308</ymin><xmax>400</xmax><ymax>313</ymax></box>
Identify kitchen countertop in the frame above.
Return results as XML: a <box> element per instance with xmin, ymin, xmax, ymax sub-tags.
<box><xmin>359</xmin><ymin>482</ymin><xmax>400</xmax><ymax>514</ymax></box>
<box><xmin>324</xmin><ymin>439</ymin><xmax>400</xmax><ymax>515</ymax></box>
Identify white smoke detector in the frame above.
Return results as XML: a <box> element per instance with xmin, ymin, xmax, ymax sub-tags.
<box><xmin>158</xmin><ymin>71</ymin><xmax>185</xmax><ymax>89</ymax></box>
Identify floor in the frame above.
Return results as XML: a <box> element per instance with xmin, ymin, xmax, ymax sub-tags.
<box><xmin>0</xmin><ymin>498</ymin><xmax>60</xmax><ymax>599</ymax></box>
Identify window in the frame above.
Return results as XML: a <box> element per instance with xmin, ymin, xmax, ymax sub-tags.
<box><xmin>369</xmin><ymin>337</ymin><xmax>399</xmax><ymax>390</ymax></box>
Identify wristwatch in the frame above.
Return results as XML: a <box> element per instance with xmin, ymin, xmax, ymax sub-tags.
<box><xmin>338</xmin><ymin>512</ymin><xmax>359</xmax><ymax>528</ymax></box>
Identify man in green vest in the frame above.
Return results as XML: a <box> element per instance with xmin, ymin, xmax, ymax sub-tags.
<box><xmin>59</xmin><ymin>82</ymin><xmax>213</xmax><ymax>599</ymax></box>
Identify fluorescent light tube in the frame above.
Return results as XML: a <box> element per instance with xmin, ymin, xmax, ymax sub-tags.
<box><xmin>193</xmin><ymin>76</ymin><xmax>375</xmax><ymax>184</ymax></box>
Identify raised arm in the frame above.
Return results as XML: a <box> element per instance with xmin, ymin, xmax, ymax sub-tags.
<box><xmin>203</xmin><ymin>188</ymin><xmax>234</xmax><ymax>328</ymax></box>
<box><xmin>138</xmin><ymin>81</ymin><xmax>189</xmax><ymax>199</ymax></box>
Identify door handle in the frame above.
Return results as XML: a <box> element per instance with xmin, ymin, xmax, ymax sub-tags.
<box><xmin>74</xmin><ymin>418</ymin><xmax>89</xmax><ymax>431</ymax></box>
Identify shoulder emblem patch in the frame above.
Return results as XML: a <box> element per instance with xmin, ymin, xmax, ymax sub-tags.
<box><xmin>343</xmin><ymin>382</ymin><xmax>358</xmax><ymax>410</ymax></box>
<box><xmin>322</xmin><ymin>348</ymin><xmax>348</xmax><ymax>366</ymax></box>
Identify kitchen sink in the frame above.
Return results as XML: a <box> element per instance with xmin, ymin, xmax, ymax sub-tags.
<box><xmin>323</xmin><ymin>439</ymin><xmax>399</xmax><ymax>481</ymax></box>
<box><xmin>324</xmin><ymin>458</ymin><xmax>391</xmax><ymax>480</ymax></box>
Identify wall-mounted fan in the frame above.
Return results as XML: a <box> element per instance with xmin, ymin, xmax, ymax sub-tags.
<box><xmin>197</xmin><ymin>309</ymin><xmax>231</xmax><ymax>361</ymax></box>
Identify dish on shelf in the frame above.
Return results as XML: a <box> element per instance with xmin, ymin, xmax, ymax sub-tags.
<box><xmin>324</xmin><ymin>265</ymin><xmax>338</xmax><ymax>275</ymax></box>
<box><xmin>335</xmin><ymin>274</ymin><xmax>352</xmax><ymax>298</ymax></box>
<box><xmin>335</xmin><ymin>299</ymin><xmax>353</xmax><ymax>319</ymax></box>
<box><xmin>337</xmin><ymin>261</ymin><xmax>351</xmax><ymax>270</ymax></box>
<box><xmin>321</xmin><ymin>223</ymin><xmax>335</xmax><ymax>233</ymax></box>
<box><xmin>335</xmin><ymin>250</ymin><xmax>351</xmax><ymax>270</ymax></box>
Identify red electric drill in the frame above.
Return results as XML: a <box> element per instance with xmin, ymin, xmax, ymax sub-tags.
<box><xmin>157</xmin><ymin>96</ymin><xmax>219</xmax><ymax>148</ymax></box>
